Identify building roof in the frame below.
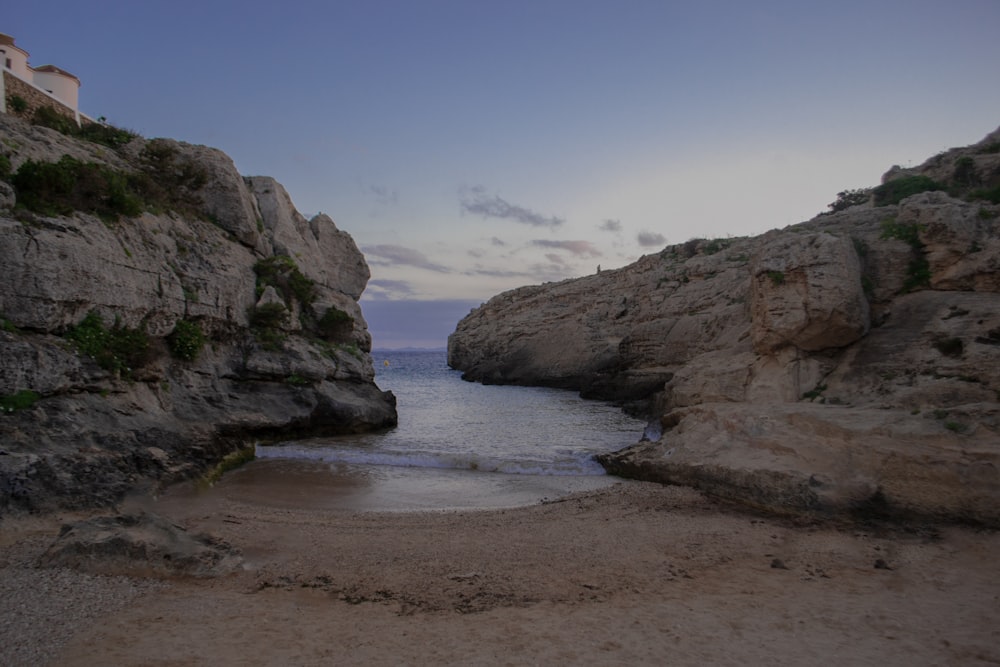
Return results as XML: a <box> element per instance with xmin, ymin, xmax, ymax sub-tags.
<box><xmin>33</xmin><ymin>64</ymin><xmax>81</xmax><ymax>85</ymax></box>
<box><xmin>0</xmin><ymin>33</ymin><xmax>31</xmax><ymax>57</ymax></box>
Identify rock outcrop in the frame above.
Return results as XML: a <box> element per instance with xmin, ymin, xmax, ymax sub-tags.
<box><xmin>0</xmin><ymin>114</ymin><xmax>397</xmax><ymax>514</ymax></box>
<box><xmin>449</xmin><ymin>126</ymin><xmax>1000</xmax><ymax>525</ymax></box>
<box><xmin>40</xmin><ymin>512</ymin><xmax>243</xmax><ymax>578</ymax></box>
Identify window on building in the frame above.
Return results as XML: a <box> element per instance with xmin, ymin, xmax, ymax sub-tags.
<box><xmin>4</xmin><ymin>58</ymin><xmax>10</xmax><ymax>69</ymax></box>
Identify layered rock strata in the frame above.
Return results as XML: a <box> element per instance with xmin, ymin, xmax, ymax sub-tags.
<box><xmin>450</xmin><ymin>126</ymin><xmax>1000</xmax><ymax>524</ymax></box>
<box><xmin>0</xmin><ymin>114</ymin><xmax>396</xmax><ymax>513</ymax></box>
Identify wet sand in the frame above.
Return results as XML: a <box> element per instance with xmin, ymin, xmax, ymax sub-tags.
<box><xmin>2</xmin><ymin>461</ymin><xmax>999</xmax><ymax>666</ymax></box>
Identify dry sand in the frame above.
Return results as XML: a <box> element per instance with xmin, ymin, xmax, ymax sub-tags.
<box><xmin>2</xmin><ymin>462</ymin><xmax>999</xmax><ymax>666</ymax></box>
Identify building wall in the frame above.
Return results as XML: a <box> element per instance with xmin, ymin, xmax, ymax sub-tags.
<box><xmin>31</xmin><ymin>70</ymin><xmax>79</xmax><ymax>110</ymax></box>
<box><xmin>3</xmin><ymin>70</ymin><xmax>79</xmax><ymax>124</ymax></box>
<box><xmin>0</xmin><ymin>43</ymin><xmax>30</xmax><ymax>79</ymax></box>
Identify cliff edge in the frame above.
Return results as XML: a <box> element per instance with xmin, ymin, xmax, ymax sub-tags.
<box><xmin>0</xmin><ymin>114</ymin><xmax>397</xmax><ymax>514</ymax></box>
<box><xmin>450</xmin><ymin>126</ymin><xmax>1000</xmax><ymax>525</ymax></box>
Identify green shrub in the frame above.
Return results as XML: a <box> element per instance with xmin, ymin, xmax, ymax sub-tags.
<box><xmin>872</xmin><ymin>175</ymin><xmax>945</xmax><ymax>206</ymax></box>
<box><xmin>880</xmin><ymin>218</ymin><xmax>930</xmax><ymax>292</ymax></box>
<box><xmin>32</xmin><ymin>105</ymin><xmax>76</xmax><ymax>134</ymax></box>
<box><xmin>249</xmin><ymin>302</ymin><xmax>288</xmax><ymax>329</ymax></box>
<box><xmin>167</xmin><ymin>319</ymin><xmax>206</xmax><ymax>361</ymax></box>
<box><xmin>131</xmin><ymin>140</ymin><xmax>208</xmax><ymax>216</ymax></box>
<box><xmin>969</xmin><ymin>185</ymin><xmax>1000</xmax><ymax>204</ymax></box>
<box><xmin>7</xmin><ymin>95</ymin><xmax>28</xmax><ymax>113</ymax></box>
<box><xmin>766</xmin><ymin>270</ymin><xmax>785</xmax><ymax>286</ymax></box>
<box><xmin>953</xmin><ymin>157</ymin><xmax>979</xmax><ymax>187</ymax></box>
<box><xmin>66</xmin><ymin>311</ymin><xmax>152</xmax><ymax>377</ymax></box>
<box><xmin>30</xmin><ymin>105</ymin><xmax>138</xmax><ymax>150</ymax></box>
<box><xmin>285</xmin><ymin>373</ymin><xmax>312</xmax><ymax>386</ymax></box>
<box><xmin>317</xmin><ymin>306</ymin><xmax>353</xmax><ymax>341</ymax></box>
<box><xmin>199</xmin><ymin>443</ymin><xmax>256</xmax><ymax>488</ymax></box>
<box><xmin>12</xmin><ymin>156</ymin><xmax>143</xmax><ymax>220</ymax></box>
<box><xmin>827</xmin><ymin>188</ymin><xmax>872</xmax><ymax>213</ymax></box>
<box><xmin>0</xmin><ymin>153</ymin><xmax>11</xmax><ymax>181</ymax></box>
<box><xmin>76</xmin><ymin>122</ymin><xmax>138</xmax><ymax>150</ymax></box>
<box><xmin>254</xmin><ymin>256</ymin><xmax>316</xmax><ymax>308</ymax></box>
<box><xmin>1</xmin><ymin>389</ymin><xmax>39</xmax><ymax>413</ymax></box>
<box><xmin>248</xmin><ymin>303</ymin><xmax>288</xmax><ymax>350</ymax></box>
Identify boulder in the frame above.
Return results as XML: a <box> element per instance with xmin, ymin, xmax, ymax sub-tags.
<box><xmin>39</xmin><ymin>512</ymin><xmax>243</xmax><ymax>578</ymax></box>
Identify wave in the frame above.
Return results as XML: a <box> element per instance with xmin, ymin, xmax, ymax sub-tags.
<box><xmin>256</xmin><ymin>443</ymin><xmax>608</xmax><ymax>476</ymax></box>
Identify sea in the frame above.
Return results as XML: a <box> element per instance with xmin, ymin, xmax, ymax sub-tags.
<box><xmin>248</xmin><ymin>350</ymin><xmax>648</xmax><ymax>511</ymax></box>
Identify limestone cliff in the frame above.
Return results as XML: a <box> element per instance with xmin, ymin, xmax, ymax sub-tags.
<box><xmin>0</xmin><ymin>114</ymin><xmax>397</xmax><ymax>513</ymax></box>
<box><xmin>450</xmin><ymin>126</ymin><xmax>1000</xmax><ymax>525</ymax></box>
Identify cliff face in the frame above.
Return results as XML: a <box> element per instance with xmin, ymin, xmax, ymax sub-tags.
<box><xmin>0</xmin><ymin>114</ymin><xmax>397</xmax><ymax>513</ymax></box>
<box><xmin>449</xmin><ymin>126</ymin><xmax>1000</xmax><ymax>524</ymax></box>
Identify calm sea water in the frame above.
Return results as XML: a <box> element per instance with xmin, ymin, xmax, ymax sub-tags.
<box><xmin>257</xmin><ymin>350</ymin><xmax>646</xmax><ymax>477</ymax></box>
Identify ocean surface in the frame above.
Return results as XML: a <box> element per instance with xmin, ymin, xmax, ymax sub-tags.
<box><xmin>249</xmin><ymin>350</ymin><xmax>647</xmax><ymax>511</ymax></box>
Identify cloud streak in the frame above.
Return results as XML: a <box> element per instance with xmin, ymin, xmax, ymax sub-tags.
<box><xmin>531</xmin><ymin>239</ymin><xmax>602</xmax><ymax>257</ymax></box>
<box><xmin>637</xmin><ymin>231</ymin><xmax>667</xmax><ymax>247</ymax></box>
<box><xmin>363</xmin><ymin>244</ymin><xmax>451</xmax><ymax>273</ymax></box>
<box><xmin>460</xmin><ymin>186</ymin><xmax>564</xmax><ymax>228</ymax></box>
<box><xmin>599</xmin><ymin>219</ymin><xmax>622</xmax><ymax>233</ymax></box>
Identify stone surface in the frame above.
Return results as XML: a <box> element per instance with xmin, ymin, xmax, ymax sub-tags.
<box><xmin>0</xmin><ymin>114</ymin><xmax>397</xmax><ymax>514</ymax></box>
<box><xmin>450</xmin><ymin>126</ymin><xmax>1000</xmax><ymax>524</ymax></box>
<box><xmin>39</xmin><ymin>512</ymin><xmax>243</xmax><ymax>578</ymax></box>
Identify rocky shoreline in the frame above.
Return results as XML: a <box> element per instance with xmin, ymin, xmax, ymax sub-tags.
<box><xmin>0</xmin><ymin>114</ymin><xmax>397</xmax><ymax>515</ymax></box>
<box><xmin>450</xmin><ymin>126</ymin><xmax>1000</xmax><ymax>525</ymax></box>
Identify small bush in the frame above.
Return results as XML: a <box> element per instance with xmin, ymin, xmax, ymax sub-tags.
<box><xmin>32</xmin><ymin>105</ymin><xmax>76</xmax><ymax>134</ymax></box>
<box><xmin>12</xmin><ymin>156</ymin><xmax>143</xmax><ymax>220</ymax></box>
<box><xmin>76</xmin><ymin>122</ymin><xmax>138</xmax><ymax>150</ymax></box>
<box><xmin>254</xmin><ymin>256</ymin><xmax>316</xmax><ymax>308</ymax></box>
<box><xmin>317</xmin><ymin>306</ymin><xmax>353</xmax><ymax>341</ymax></box>
<box><xmin>285</xmin><ymin>373</ymin><xmax>312</xmax><ymax>386</ymax></box>
<box><xmin>872</xmin><ymin>175</ymin><xmax>945</xmax><ymax>206</ymax></box>
<box><xmin>30</xmin><ymin>105</ymin><xmax>139</xmax><ymax>150</ymax></box>
<box><xmin>944</xmin><ymin>421</ymin><xmax>967</xmax><ymax>434</ymax></box>
<box><xmin>1</xmin><ymin>389</ymin><xmax>39</xmax><ymax>413</ymax></box>
<box><xmin>249</xmin><ymin>302</ymin><xmax>288</xmax><ymax>329</ymax></box>
<box><xmin>167</xmin><ymin>319</ymin><xmax>206</xmax><ymax>361</ymax></box>
<box><xmin>66</xmin><ymin>311</ymin><xmax>152</xmax><ymax>377</ymax></box>
<box><xmin>0</xmin><ymin>153</ymin><xmax>11</xmax><ymax>181</ymax></box>
<box><xmin>881</xmin><ymin>218</ymin><xmax>930</xmax><ymax>292</ymax></box>
<box><xmin>827</xmin><ymin>188</ymin><xmax>872</xmax><ymax>213</ymax></box>
<box><xmin>248</xmin><ymin>303</ymin><xmax>288</xmax><ymax>350</ymax></box>
<box><xmin>766</xmin><ymin>270</ymin><xmax>785</xmax><ymax>286</ymax></box>
<box><xmin>199</xmin><ymin>443</ymin><xmax>256</xmax><ymax>488</ymax></box>
<box><xmin>7</xmin><ymin>95</ymin><xmax>28</xmax><ymax>113</ymax></box>
<box><xmin>953</xmin><ymin>157</ymin><xmax>980</xmax><ymax>187</ymax></box>
<box><xmin>969</xmin><ymin>185</ymin><xmax>1000</xmax><ymax>204</ymax></box>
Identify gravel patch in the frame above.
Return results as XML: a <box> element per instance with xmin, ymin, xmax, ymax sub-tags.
<box><xmin>0</xmin><ymin>529</ymin><xmax>166</xmax><ymax>667</ymax></box>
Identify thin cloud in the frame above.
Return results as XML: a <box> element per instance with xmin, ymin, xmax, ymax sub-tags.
<box><xmin>369</xmin><ymin>185</ymin><xmax>398</xmax><ymax>206</ymax></box>
<box><xmin>363</xmin><ymin>244</ymin><xmax>451</xmax><ymax>273</ymax></box>
<box><xmin>365</xmin><ymin>279</ymin><xmax>417</xmax><ymax>300</ymax></box>
<box><xmin>491</xmin><ymin>237</ymin><xmax>507</xmax><ymax>246</ymax></box>
<box><xmin>599</xmin><ymin>219</ymin><xmax>622</xmax><ymax>233</ymax></box>
<box><xmin>545</xmin><ymin>253</ymin><xmax>567</xmax><ymax>266</ymax></box>
<box><xmin>531</xmin><ymin>239</ymin><xmax>602</xmax><ymax>257</ymax></box>
<box><xmin>637</xmin><ymin>231</ymin><xmax>667</xmax><ymax>247</ymax></box>
<box><xmin>460</xmin><ymin>185</ymin><xmax>564</xmax><ymax>228</ymax></box>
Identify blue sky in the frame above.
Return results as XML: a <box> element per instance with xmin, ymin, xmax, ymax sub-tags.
<box><xmin>6</xmin><ymin>1</ymin><xmax>1000</xmax><ymax>348</ymax></box>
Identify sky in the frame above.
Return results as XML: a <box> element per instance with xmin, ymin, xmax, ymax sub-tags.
<box><xmin>6</xmin><ymin>1</ymin><xmax>1000</xmax><ymax>348</ymax></box>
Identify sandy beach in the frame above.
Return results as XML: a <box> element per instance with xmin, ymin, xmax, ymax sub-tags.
<box><xmin>2</xmin><ymin>462</ymin><xmax>999</xmax><ymax>666</ymax></box>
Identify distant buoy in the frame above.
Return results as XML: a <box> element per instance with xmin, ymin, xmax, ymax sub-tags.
<box><xmin>383</xmin><ymin>360</ymin><xmax>390</xmax><ymax>367</ymax></box>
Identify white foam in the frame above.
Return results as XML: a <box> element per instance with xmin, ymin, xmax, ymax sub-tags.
<box><xmin>256</xmin><ymin>444</ymin><xmax>608</xmax><ymax>476</ymax></box>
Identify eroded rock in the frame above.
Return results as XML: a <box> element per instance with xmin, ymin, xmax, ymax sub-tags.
<box><xmin>39</xmin><ymin>512</ymin><xmax>243</xmax><ymax>578</ymax></box>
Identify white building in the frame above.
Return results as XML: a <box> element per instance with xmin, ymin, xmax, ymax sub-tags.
<box><xmin>1</xmin><ymin>33</ymin><xmax>82</xmax><ymax>117</ymax></box>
